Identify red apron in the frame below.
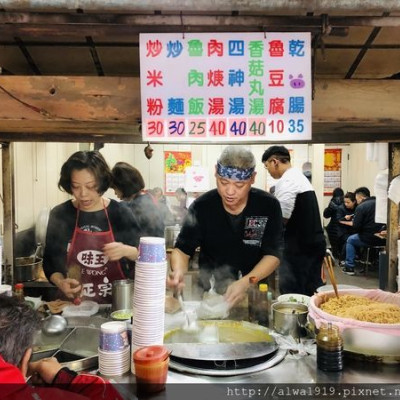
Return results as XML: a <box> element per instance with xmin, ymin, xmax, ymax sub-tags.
<box><xmin>66</xmin><ymin>203</ymin><xmax>125</xmax><ymax>304</ymax></box>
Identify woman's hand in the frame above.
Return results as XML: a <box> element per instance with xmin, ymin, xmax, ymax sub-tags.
<box><xmin>103</xmin><ymin>242</ymin><xmax>138</xmax><ymax>261</ymax></box>
<box><xmin>51</xmin><ymin>273</ymin><xmax>81</xmax><ymax>299</ymax></box>
<box><xmin>28</xmin><ymin>357</ymin><xmax>63</xmax><ymax>384</ymax></box>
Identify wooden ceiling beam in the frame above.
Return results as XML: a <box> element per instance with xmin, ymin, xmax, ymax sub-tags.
<box><xmin>0</xmin><ymin>76</ymin><xmax>399</xmax><ymax>144</ymax></box>
<box><xmin>0</xmin><ymin>14</ymin><xmax>399</xmax><ymax>39</ymax></box>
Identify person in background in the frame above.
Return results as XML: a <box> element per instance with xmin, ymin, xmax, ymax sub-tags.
<box><xmin>323</xmin><ymin>187</ymin><xmax>344</xmax><ymax>260</ymax></box>
<box><xmin>43</xmin><ymin>151</ymin><xmax>140</xmax><ymax>304</ymax></box>
<box><xmin>149</xmin><ymin>187</ymin><xmax>175</xmax><ymax>226</ymax></box>
<box><xmin>171</xmin><ymin>187</ymin><xmax>188</xmax><ymax>224</ymax></box>
<box><xmin>336</xmin><ymin>191</ymin><xmax>357</xmax><ymax>262</ymax></box>
<box><xmin>0</xmin><ymin>295</ymin><xmax>123</xmax><ymax>399</ymax></box>
<box><xmin>262</xmin><ymin>145</ymin><xmax>326</xmax><ymax>296</ymax></box>
<box><xmin>341</xmin><ymin>186</ymin><xmax>386</xmax><ymax>275</ymax></box>
<box><xmin>111</xmin><ymin>162</ymin><xmax>164</xmax><ymax>238</ymax></box>
<box><xmin>168</xmin><ymin>145</ymin><xmax>283</xmax><ymax>307</ymax></box>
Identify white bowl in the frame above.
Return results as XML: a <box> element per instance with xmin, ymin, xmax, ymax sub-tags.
<box><xmin>277</xmin><ymin>293</ymin><xmax>311</xmax><ymax>306</ymax></box>
<box><xmin>316</xmin><ymin>284</ymin><xmax>360</xmax><ymax>293</ymax></box>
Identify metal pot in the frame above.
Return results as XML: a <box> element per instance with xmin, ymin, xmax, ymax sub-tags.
<box><xmin>15</xmin><ymin>256</ymin><xmax>43</xmax><ymax>282</ymax></box>
<box><xmin>272</xmin><ymin>301</ymin><xmax>309</xmax><ymax>338</ymax></box>
<box><xmin>112</xmin><ymin>279</ymin><xmax>134</xmax><ymax>312</ymax></box>
<box><xmin>164</xmin><ymin>224</ymin><xmax>181</xmax><ymax>249</ymax></box>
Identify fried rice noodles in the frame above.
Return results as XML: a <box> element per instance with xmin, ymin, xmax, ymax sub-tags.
<box><xmin>320</xmin><ymin>295</ymin><xmax>400</xmax><ymax>324</ymax></box>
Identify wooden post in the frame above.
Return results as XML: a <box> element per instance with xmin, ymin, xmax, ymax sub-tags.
<box><xmin>1</xmin><ymin>143</ymin><xmax>15</xmax><ymax>284</ymax></box>
<box><xmin>386</xmin><ymin>142</ymin><xmax>400</xmax><ymax>292</ymax></box>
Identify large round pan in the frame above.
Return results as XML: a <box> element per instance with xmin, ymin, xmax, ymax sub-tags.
<box><xmin>164</xmin><ymin>320</ymin><xmax>278</xmax><ymax>361</ymax></box>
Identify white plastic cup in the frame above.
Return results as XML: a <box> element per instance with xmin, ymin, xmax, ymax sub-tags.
<box><xmin>138</xmin><ymin>237</ymin><xmax>166</xmax><ymax>263</ymax></box>
<box><xmin>99</xmin><ymin>321</ymin><xmax>129</xmax><ymax>352</ymax></box>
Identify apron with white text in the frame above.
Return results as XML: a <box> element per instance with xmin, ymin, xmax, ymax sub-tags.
<box><xmin>66</xmin><ymin>205</ymin><xmax>125</xmax><ymax>304</ymax></box>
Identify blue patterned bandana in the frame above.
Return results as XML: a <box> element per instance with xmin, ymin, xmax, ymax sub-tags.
<box><xmin>216</xmin><ymin>162</ymin><xmax>255</xmax><ymax>181</ymax></box>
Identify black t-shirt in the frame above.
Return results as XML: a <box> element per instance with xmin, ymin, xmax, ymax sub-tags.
<box><xmin>175</xmin><ymin>188</ymin><xmax>283</xmax><ymax>283</ymax></box>
<box><xmin>43</xmin><ymin>199</ymin><xmax>140</xmax><ymax>281</ymax></box>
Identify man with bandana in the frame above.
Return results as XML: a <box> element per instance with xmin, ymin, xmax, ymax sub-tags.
<box><xmin>168</xmin><ymin>145</ymin><xmax>283</xmax><ymax>307</ymax></box>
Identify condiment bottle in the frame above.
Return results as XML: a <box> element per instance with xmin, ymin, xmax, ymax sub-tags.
<box><xmin>316</xmin><ymin>323</ymin><xmax>343</xmax><ymax>371</ymax></box>
<box><xmin>133</xmin><ymin>345</ymin><xmax>170</xmax><ymax>394</ymax></box>
<box><xmin>247</xmin><ymin>276</ymin><xmax>259</xmax><ymax>323</ymax></box>
<box><xmin>255</xmin><ymin>283</ymin><xmax>269</xmax><ymax>327</ymax></box>
<box><xmin>14</xmin><ymin>283</ymin><xmax>25</xmax><ymax>302</ymax></box>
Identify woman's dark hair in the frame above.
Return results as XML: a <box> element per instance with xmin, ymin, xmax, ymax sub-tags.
<box><xmin>0</xmin><ymin>295</ymin><xmax>41</xmax><ymax>365</ymax></box>
<box><xmin>58</xmin><ymin>150</ymin><xmax>112</xmax><ymax>195</ymax></box>
<box><xmin>111</xmin><ymin>162</ymin><xmax>145</xmax><ymax>199</ymax></box>
<box><xmin>332</xmin><ymin>187</ymin><xmax>344</xmax><ymax>198</ymax></box>
<box><xmin>344</xmin><ymin>191</ymin><xmax>356</xmax><ymax>202</ymax></box>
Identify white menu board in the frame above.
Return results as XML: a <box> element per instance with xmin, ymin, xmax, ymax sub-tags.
<box><xmin>140</xmin><ymin>32</ymin><xmax>311</xmax><ymax>142</ymax></box>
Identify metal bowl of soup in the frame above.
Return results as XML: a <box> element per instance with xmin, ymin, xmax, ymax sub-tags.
<box><xmin>272</xmin><ymin>301</ymin><xmax>309</xmax><ymax>337</ymax></box>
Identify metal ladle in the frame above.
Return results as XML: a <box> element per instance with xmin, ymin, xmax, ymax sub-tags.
<box><xmin>41</xmin><ymin>304</ymin><xmax>68</xmax><ymax>335</ymax></box>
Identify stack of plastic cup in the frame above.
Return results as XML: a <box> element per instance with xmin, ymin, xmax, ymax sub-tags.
<box><xmin>132</xmin><ymin>237</ymin><xmax>167</xmax><ymax>372</ymax></box>
<box><xmin>137</xmin><ymin>237</ymin><xmax>167</xmax><ymax>263</ymax></box>
<box><xmin>98</xmin><ymin>321</ymin><xmax>130</xmax><ymax>376</ymax></box>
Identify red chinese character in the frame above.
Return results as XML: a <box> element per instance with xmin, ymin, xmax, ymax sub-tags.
<box><xmin>146</xmin><ymin>40</ymin><xmax>163</xmax><ymax>57</ymax></box>
<box><xmin>268</xmin><ymin>69</ymin><xmax>284</xmax><ymax>87</ymax></box>
<box><xmin>269</xmin><ymin>98</ymin><xmax>285</xmax><ymax>114</ymax></box>
<box><xmin>147</xmin><ymin>98</ymin><xmax>163</xmax><ymax>116</ymax></box>
<box><xmin>208</xmin><ymin>40</ymin><xmax>224</xmax><ymax>56</ymax></box>
<box><xmin>208</xmin><ymin>98</ymin><xmax>224</xmax><ymax>115</ymax></box>
<box><xmin>207</xmin><ymin>70</ymin><xmax>224</xmax><ymax>87</ymax></box>
<box><xmin>146</xmin><ymin>70</ymin><xmax>163</xmax><ymax>87</ymax></box>
<box><xmin>269</xmin><ymin>40</ymin><xmax>284</xmax><ymax>57</ymax></box>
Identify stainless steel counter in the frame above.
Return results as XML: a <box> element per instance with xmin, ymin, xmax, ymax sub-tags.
<box><xmin>60</xmin><ymin>308</ymin><xmax>400</xmax><ymax>399</ymax></box>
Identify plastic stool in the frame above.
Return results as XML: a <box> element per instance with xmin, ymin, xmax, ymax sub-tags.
<box><xmin>360</xmin><ymin>246</ymin><xmax>386</xmax><ymax>275</ymax></box>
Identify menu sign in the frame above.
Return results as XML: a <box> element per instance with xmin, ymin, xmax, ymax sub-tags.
<box><xmin>140</xmin><ymin>32</ymin><xmax>311</xmax><ymax>142</ymax></box>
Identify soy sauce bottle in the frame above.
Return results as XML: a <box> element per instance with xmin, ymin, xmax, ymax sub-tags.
<box><xmin>316</xmin><ymin>323</ymin><xmax>343</xmax><ymax>371</ymax></box>
<box><xmin>247</xmin><ymin>276</ymin><xmax>259</xmax><ymax>323</ymax></box>
<box><xmin>255</xmin><ymin>283</ymin><xmax>269</xmax><ymax>327</ymax></box>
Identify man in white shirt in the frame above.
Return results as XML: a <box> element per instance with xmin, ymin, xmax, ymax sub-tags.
<box><xmin>262</xmin><ymin>146</ymin><xmax>326</xmax><ymax>296</ymax></box>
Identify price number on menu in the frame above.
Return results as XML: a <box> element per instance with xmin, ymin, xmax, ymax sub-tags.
<box><xmin>229</xmin><ymin>119</ymin><xmax>247</xmax><ymax>137</ymax></box>
<box><xmin>146</xmin><ymin>120</ymin><xmax>165</xmax><ymax>137</ymax></box>
<box><xmin>248</xmin><ymin>119</ymin><xmax>266</xmax><ymax>136</ymax></box>
<box><xmin>168</xmin><ymin>119</ymin><xmax>186</xmax><ymax>137</ymax></box>
<box><xmin>208</xmin><ymin>119</ymin><xmax>227</xmax><ymax>137</ymax></box>
<box><xmin>188</xmin><ymin>119</ymin><xmax>207</xmax><ymax>137</ymax></box>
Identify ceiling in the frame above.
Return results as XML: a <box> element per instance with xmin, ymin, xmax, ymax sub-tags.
<box><xmin>0</xmin><ymin>2</ymin><xmax>399</xmax><ymax>80</ymax></box>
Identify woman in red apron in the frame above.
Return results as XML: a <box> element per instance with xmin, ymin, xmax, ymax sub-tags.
<box><xmin>43</xmin><ymin>151</ymin><xmax>139</xmax><ymax>304</ymax></box>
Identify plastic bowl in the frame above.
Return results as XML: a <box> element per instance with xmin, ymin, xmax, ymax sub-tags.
<box><xmin>277</xmin><ymin>293</ymin><xmax>311</xmax><ymax>306</ymax></box>
<box><xmin>111</xmin><ymin>309</ymin><xmax>133</xmax><ymax>321</ymax></box>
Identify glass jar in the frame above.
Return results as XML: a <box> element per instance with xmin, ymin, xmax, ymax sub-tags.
<box><xmin>14</xmin><ymin>283</ymin><xmax>25</xmax><ymax>302</ymax></box>
<box><xmin>316</xmin><ymin>323</ymin><xmax>343</xmax><ymax>371</ymax></box>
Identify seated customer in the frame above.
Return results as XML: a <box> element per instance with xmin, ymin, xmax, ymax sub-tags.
<box><xmin>336</xmin><ymin>191</ymin><xmax>357</xmax><ymax>262</ymax></box>
<box><xmin>0</xmin><ymin>294</ymin><xmax>122</xmax><ymax>399</ymax></box>
<box><xmin>323</xmin><ymin>187</ymin><xmax>344</xmax><ymax>259</ymax></box>
<box><xmin>341</xmin><ymin>187</ymin><xmax>385</xmax><ymax>275</ymax></box>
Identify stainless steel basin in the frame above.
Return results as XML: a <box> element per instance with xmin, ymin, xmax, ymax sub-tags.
<box><xmin>32</xmin><ymin>326</ymin><xmax>99</xmax><ymax>371</ymax></box>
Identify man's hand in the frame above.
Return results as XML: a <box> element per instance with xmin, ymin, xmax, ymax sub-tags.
<box><xmin>167</xmin><ymin>268</ymin><xmax>185</xmax><ymax>292</ymax></box>
<box><xmin>28</xmin><ymin>357</ymin><xmax>63</xmax><ymax>384</ymax></box>
<box><xmin>224</xmin><ymin>278</ymin><xmax>248</xmax><ymax>307</ymax></box>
